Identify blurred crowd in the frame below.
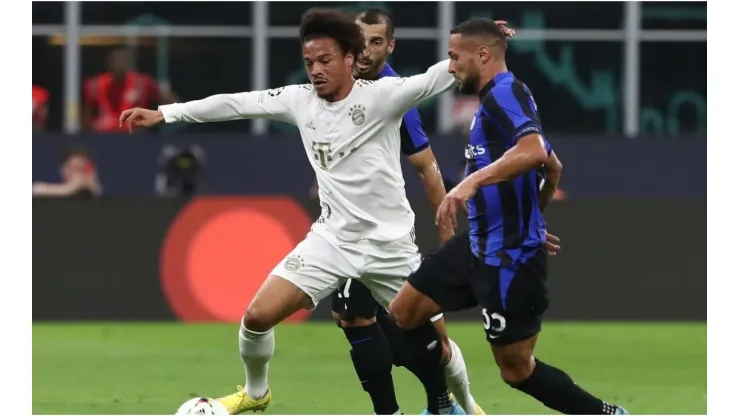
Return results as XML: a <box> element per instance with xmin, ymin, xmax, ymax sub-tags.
<box><xmin>32</xmin><ymin>44</ymin><xmax>566</xmax><ymax>201</ymax></box>
<box><xmin>33</xmin><ymin>48</ymin><xmax>178</xmax><ymax>133</ymax></box>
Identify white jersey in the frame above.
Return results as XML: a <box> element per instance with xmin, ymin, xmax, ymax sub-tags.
<box><xmin>159</xmin><ymin>60</ymin><xmax>456</xmax><ymax>243</ymax></box>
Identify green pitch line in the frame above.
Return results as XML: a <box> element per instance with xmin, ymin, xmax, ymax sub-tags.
<box><xmin>32</xmin><ymin>322</ymin><xmax>706</xmax><ymax>415</ymax></box>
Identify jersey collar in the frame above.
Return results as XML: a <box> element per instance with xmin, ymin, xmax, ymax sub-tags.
<box><xmin>366</xmin><ymin>62</ymin><xmax>396</xmax><ymax>80</ymax></box>
<box><xmin>478</xmin><ymin>72</ymin><xmax>514</xmax><ymax>100</ymax></box>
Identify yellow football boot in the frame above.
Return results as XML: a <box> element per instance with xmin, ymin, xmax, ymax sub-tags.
<box><xmin>216</xmin><ymin>385</ymin><xmax>271</xmax><ymax>414</ymax></box>
<box><xmin>449</xmin><ymin>393</ymin><xmax>486</xmax><ymax>415</ymax></box>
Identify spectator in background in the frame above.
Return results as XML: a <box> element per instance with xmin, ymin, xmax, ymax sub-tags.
<box><xmin>83</xmin><ymin>48</ymin><xmax>177</xmax><ymax>133</ymax></box>
<box><xmin>32</xmin><ymin>84</ymin><xmax>49</xmax><ymax>131</ymax></box>
<box><xmin>154</xmin><ymin>144</ymin><xmax>206</xmax><ymax>197</ymax></box>
<box><xmin>33</xmin><ymin>147</ymin><xmax>102</xmax><ymax>198</ymax></box>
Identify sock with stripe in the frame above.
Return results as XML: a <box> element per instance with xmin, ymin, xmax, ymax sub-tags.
<box><xmin>343</xmin><ymin>324</ymin><xmax>400</xmax><ymax>415</ymax></box>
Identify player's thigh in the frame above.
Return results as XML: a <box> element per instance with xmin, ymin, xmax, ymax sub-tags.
<box><xmin>405</xmin><ymin>233</ymin><xmax>478</xmax><ymax>314</ymax></box>
<box><xmin>380</xmin><ymin>234</ymin><xmax>477</xmax><ymax>328</ymax></box>
<box><xmin>270</xmin><ymin>227</ymin><xmax>358</xmax><ymax>309</ymax></box>
<box><xmin>246</xmin><ymin>274</ymin><xmax>316</xmax><ymax>331</ymax></box>
<box><xmin>472</xmin><ymin>249</ymin><xmax>549</xmax><ymax>346</ymax></box>
<box><xmin>330</xmin><ymin>278</ymin><xmax>381</xmax><ymax>325</ymax></box>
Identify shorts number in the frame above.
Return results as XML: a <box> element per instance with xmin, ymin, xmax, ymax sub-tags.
<box><xmin>337</xmin><ymin>279</ymin><xmax>352</xmax><ymax>299</ymax></box>
<box><xmin>481</xmin><ymin>308</ymin><xmax>506</xmax><ymax>339</ymax></box>
<box><xmin>312</xmin><ymin>141</ymin><xmax>332</xmax><ymax>170</ymax></box>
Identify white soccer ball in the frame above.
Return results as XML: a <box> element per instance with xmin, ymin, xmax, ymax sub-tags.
<box><xmin>175</xmin><ymin>397</ymin><xmax>229</xmax><ymax>416</ymax></box>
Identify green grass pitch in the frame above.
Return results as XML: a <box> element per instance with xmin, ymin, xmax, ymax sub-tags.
<box><xmin>32</xmin><ymin>322</ymin><xmax>706</xmax><ymax>415</ymax></box>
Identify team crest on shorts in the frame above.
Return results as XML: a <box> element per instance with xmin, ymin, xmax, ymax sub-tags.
<box><xmin>284</xmin><ymin>254</ymin><xmax>304</xmax><ymax>272</ymax></box>
<box><xmin>349</xmin><ymin>104</ymin><xmax>366</xmax><ymax>126</ymax></box>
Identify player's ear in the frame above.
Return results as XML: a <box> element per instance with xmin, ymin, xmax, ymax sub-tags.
<box><xmin>345</xmin><ymin>54</ymin><xmax>355</xmax><ymax>69</ymax></box>
<box><xmin>387</xmin><ymin>39</ymin><xmax>396</xmax><ymax>55</ymax></box>
<box><xmin>478</xmin><ymin>45</ymin><xmax>492</xmax><ymax>64</ymax></box>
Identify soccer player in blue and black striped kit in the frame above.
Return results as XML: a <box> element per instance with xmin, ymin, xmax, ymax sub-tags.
<box><xmin>389</xmin><ymin>19</ymin><xmax>629</xmax><ymax>415</ymax></box>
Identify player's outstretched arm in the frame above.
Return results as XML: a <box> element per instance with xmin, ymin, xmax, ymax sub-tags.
<box><xmin>158</xmin><ymin>87</ymin><xmax>298</xmax><ymax>124</ymax></box>
<box><xmin>378</xmin><ymin>60</ymin><xmax>457</xmax><ymax>117</ymax></box>
<box><xmin>119</xmin><ymin>86</ymin><xmax>302</xmax><ymax>132</ymax></box>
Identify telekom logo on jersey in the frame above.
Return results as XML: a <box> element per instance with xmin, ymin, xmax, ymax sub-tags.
<box><xmin>160</xmin><ymin>197</ymin><xmax>314</xmax><ymax>323</ymax></box>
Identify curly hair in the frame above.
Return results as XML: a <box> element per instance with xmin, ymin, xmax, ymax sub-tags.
<box><xmin>300</xmin><ymin>8</ymin><xmax>365</xmax><ymax>58</ymax></box>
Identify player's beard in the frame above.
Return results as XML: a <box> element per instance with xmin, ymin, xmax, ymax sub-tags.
<box><xmin>458</xmin><ymin>72</ymin><xmax>480</xmax><ymax>95</ymax></box>
<box><xmin>355</xmin><ymin>56</ymin><xmax>385</xmax><ymax>79</ymax></box>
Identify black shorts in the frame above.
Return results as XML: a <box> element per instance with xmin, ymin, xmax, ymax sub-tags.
<box><xmin>408</xmin><ymin>232</ymin><xmax>549</xmax><ymax>346</ymax></box>
<box><xmin>330</xmin><ymin>279</ymin><xmax>385</xmax><ymax>321</ymax></box>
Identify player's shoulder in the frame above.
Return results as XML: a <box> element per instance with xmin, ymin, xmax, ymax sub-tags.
<box><xmin>351</xmin><ymin>78</ymin><xmax>395</xmax><ymax>101</ymax></box>
<box><xmin>263</xmin><ymin>83</ymin><xmax>315</xmax><ymax>99</ymax></box>
<box><xmin>486</xmin><ymin>78</ymin><xmax>532</xmax><ymax>109</ymax></box>
<box><xmin>355</xmin><ymin>78</ymin><xmax>383</xmax><ymax>88</ymax></box>
<box><xmin>364</xmin><ymin>75</ymin><xmax>408</xmax><ymax>96</ymax></box>
<box><xmin>490</xmin><ymin>77</ymin><xmax>532</xmax><ymax>98</ymax></box>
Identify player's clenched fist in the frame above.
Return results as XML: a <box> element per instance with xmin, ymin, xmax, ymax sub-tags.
<box><xmin>119</xmin><ymin>107</ymin><xmax>165</xmax><ymax>133</ymax></box>
<box><xmin>436</xmin><ymin>179</ymin><xmax>478</xmax><ymax>230</ymax></box>
<box><xmin>494</xmin><ymin>20</ymin><xmax>516</xmax><ymax>38</ymax></box>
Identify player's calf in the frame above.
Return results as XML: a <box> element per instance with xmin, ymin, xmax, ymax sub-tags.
<box><xmin>388</xmin><ymin>285</ymin><xmax>457</xmax><ymax>414</ymax></box>
<box><xmin>492</xmin><ymin>336</ymin><xmax>538</xmax><ymax>385</ymax></box>
<box><xmin>331</xmin><ymin>283</ymin><xmax>403</xmax><ymax>414</ymax></box>
<box><xmin>434</xmin><ymin>316</ymin><xmax>483</xmax><ymax>415</ymax></box>
<box><xmin>491</xmin><ymin>335</ymin><xmax>626</xmax><ymax>415</ymax></box>
<box><xmin>343</xmin><ymin>322</ymin><xmax>401</xmax><ymax>415</ymax></box>
<box><xmin>238</xmin><ymin>274</ymin><xmax>313</xmax><ymax>402</ymax></box>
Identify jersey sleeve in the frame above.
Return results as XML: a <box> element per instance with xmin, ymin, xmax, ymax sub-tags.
<box><xmin>377</xmin><ymin>60</ymin><xmax>457</xmax><ymax>117</ymax></box>
<box><xmin>483</xmin><ymin>82</ymin><xmax>543</xmax><ymax>144</ymax></box>
<box><xmin>544</xmin><ymin>137</ymin><xmax>552</xmax><ymax>156</ymax></box>
<box><xmin>400</xmin><ymin>107</ymin><xmax>430</xmax><ymax>155</ymax></box>
<box><xmin>158</xmin><ymin>85</ymin><xmax>302</xmax><ymax>125</ymax></box>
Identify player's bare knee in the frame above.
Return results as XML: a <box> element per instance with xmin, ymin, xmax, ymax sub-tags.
<box><xmin>495</xmin><ymin>350</ymin><xmax>535</xmax><ymax>385</ymax></box>
<box><xmin>339</xmin><ymin>316</ymin><xmax>376</xmax><ymax>328</ymax></box>
<box><xmin>243</xmin><ymin>304</ymin><xmax>276</xmax><ymax>333</ymax></box>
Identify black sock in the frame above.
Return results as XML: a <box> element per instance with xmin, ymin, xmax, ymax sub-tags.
<box><xmin>399</xmin><ymin>320</ymin><xmax>453</xmax><ymax>415</ymax></box>
<box><xmin>515</xmin><ymin>358</ymin><xmax>620</xmax><ymax>415</ymax></box>
<box><xmin>376</xmin><ymin>311</ymin><xmax>412</xmax><ymax>368</ymax></box>
<box><xmin>343</xmin><ymin>324</ymin><xmax>400</xmax><ymax>415</ymax></box>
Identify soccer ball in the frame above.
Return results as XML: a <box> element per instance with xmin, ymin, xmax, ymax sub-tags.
<box><xmin>175</xmin><ymin>397</ymin><xmax>229</xmax><ymax>416</ymax></box>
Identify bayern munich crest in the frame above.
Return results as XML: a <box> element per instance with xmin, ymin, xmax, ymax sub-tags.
<box><xmin>349</xmin><ymin>104</ymin><xmax>366</xmax><ymax>126</ymax></box>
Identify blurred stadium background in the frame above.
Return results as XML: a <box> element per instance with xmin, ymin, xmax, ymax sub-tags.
<box><xmin>32</xmin><ymin>1</ymin><xmax>707</xmax><ymax>415</ymax></box>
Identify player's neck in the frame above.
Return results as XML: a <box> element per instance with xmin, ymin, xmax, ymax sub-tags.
<box><xmin>478</xmin><ymin>62</ymin><xmax>509</xmax><ymax>91</ymax></box>
<box><xmin>368</xmin><ymin>61</ymin><xmax>387</xmax><ymax>80</ymax></box>
<box><xmin>326</xmin><ymin>77</ymin><xmax>356</xmax><ymax>102</ymax></box>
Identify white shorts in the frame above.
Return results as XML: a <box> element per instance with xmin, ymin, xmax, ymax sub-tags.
<box><xmin>271</xmin><ymin>222</ymin><xmax>421</xmax><ymax>308</ymax></box>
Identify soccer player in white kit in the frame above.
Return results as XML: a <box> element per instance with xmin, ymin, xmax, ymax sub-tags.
<box><xmin>120</xmin><ymin>8</ymin><xmax>464</xmax><ymax>415</ymax></box>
